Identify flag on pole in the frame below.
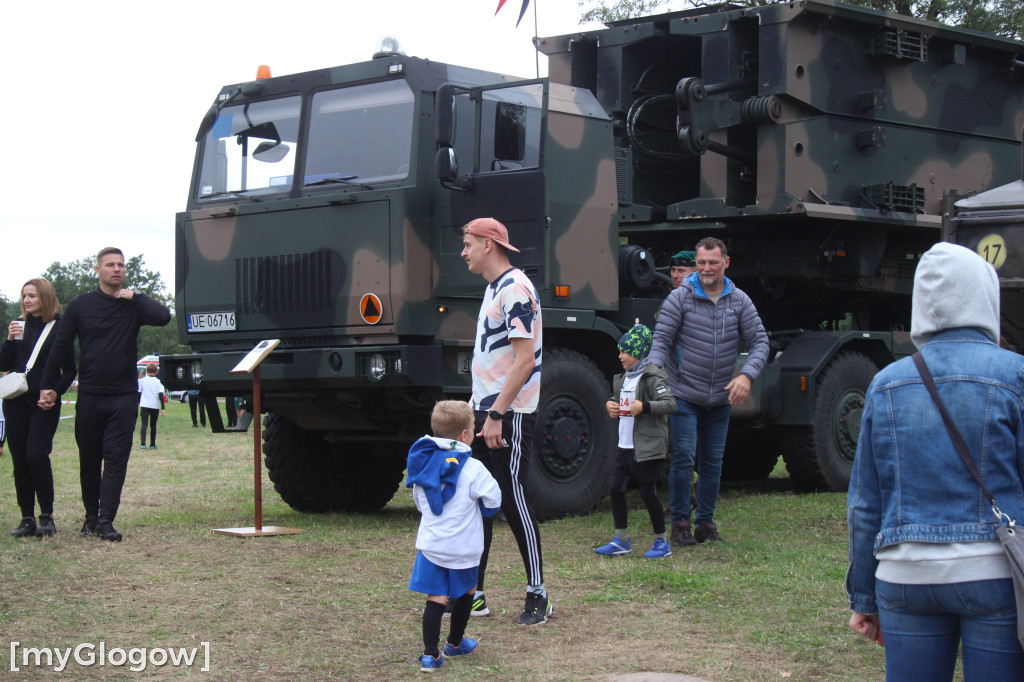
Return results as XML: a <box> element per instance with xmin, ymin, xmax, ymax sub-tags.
<box><xmin>495</xmin><ymin>0</ymin><xmax>531</xmax><ymax>27</ymax></box>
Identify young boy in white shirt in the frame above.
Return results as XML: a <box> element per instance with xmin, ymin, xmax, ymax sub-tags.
<box><xmin>407</xmin><ymin>400</ymin><xmax>502</xmax><ymax>672</ymax></box>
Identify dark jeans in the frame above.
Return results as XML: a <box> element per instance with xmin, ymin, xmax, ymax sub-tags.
<box><xmin>472</xmin><ymin>411</ymin><xmax>543</xmax><ymax>590</ymax></box>
<box><xmin>668</xmin><ymin>398</ymin><xmax>731</xmax><ymax>523</ymax></box>
<box><xmin>140</xmin><ymin>407</ymin><xmax>159</xmax><ymax>446</ymax></box>
<box><xmin>188</xmin><ymin>393</ymin><xmax>206</xmax><ymax>426</ymax></box>
<box><xmin>4</xmin><ymin>395</ymin><xmax>61</xmax><ymax>517</ymax></box>
<box><xmin>75</xmin><ymin>392</ymin><xmax>138</xmax><ymax>522</ymax></box>
<box><xmin>876</xmin><ymin>578</ymin><xmax>1024</xmax><ymax>681</ymax></box>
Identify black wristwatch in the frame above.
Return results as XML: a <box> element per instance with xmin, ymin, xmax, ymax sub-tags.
<box><xmin>488</xmin><ymin>410</ymin><xmax>503</xmax><ymax>421</ymax></box>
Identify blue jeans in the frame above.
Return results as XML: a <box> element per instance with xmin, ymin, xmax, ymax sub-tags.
<box><xmin>876</xmin><ymin>578</ymin><xmax>1024</xmax><ymax>681</ymax></box>
<box><xmin>668</xmin><ymin>398</ymin><xmax>730</xmax><ymax>524</ymax></box>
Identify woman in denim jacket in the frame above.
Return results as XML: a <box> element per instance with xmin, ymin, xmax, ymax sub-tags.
<box><xmin>847</xmin><ymin>242</ymin><xmax>1024</xmax><ymax>679</ymax></box>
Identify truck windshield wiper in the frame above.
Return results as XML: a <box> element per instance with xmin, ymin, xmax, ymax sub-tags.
<box><xmin>304</xmin><ymin>175</ymin><xmax>374</xmax><ymax>190</ymax></box>
<box><xmin>200</xmin><ymin>190</ymin><xmax>263</xmax><ymax>202</ymax></box>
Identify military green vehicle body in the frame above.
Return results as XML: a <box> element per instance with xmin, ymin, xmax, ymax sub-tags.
<box><xmin>163</xmin><ymin>0</ymin><xmax>1024</xmax><ymax>516</ymax></box>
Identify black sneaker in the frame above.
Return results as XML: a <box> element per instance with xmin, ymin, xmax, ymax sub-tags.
<box><xmin>35</xmin><ymin>514</ymin><xmax>57</xmax><ymax>537</ymax></box>
<box><xmin>470</xmin><ymin>593</ymin><xmax>490</xmax><ymax>617</ymax></box>
<box><xmin>96</xmin><ymin>520</ymin><xmax>122</xmax><ymax>542</ymax></box>
<box><xmin>517</xmin><ymin>592</ymin><xmax>552</xmax><ymax>626</ymax></box>
<box><xmin>671</xmin><ymin>519</ymin><xmax>697</xmax><ymax>547</ymax></box>
<box><xmin>79</xmin><ymin>516</ymin><xmax>98</xmax><ymax>537</ymax></box>
<box><xmin>10</xmin><ymin>517</ymin><xmax>36</xmax><ymax>538</ymax></box>
<box><xmin>694</xmin><ymin>520</ymin><xmax>723</xmax><ymax>543</ymax></box>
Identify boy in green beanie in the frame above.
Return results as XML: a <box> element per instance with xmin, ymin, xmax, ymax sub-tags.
<box><xmin>596</xmin><ymin>323</ymin><xmax>675</xmax><ymax>558</ymax></box>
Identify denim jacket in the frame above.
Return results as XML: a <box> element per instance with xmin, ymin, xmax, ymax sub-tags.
<box><xmin>846</xmin><ymin>328</ymin><xmax>1024</xmax><ymax>614</ymax></box>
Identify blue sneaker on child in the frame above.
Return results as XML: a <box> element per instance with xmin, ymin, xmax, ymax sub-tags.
<box><xmin>644</xmin><ymin>538</ymin><xmax>672</xmax><ymax>558</ymax></box>
<box><xmin>442</xmin><ymin>636</ymin><xmax>478</xmax><ymax>658</ymax></box>
<box><xmin>419</xmin><ymin>654</ymin><xmax>445</xmax><ymax>672</ymax></box>
<box><xmin>594</xmin><ymin>535</ymin><xmax>631</xmax><ymax>556</ymax></box>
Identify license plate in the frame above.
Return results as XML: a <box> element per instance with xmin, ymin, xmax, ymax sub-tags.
<box><xmin>187</xmin><ymin>311</ymin><xmax>236</xmax><ymax>332</ymax></box>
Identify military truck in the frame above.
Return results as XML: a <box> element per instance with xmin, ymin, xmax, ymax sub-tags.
<box><xmin>161</xmin><ymin>0</ymin><xmax>1024</xmax><ymax>519</ymax></box>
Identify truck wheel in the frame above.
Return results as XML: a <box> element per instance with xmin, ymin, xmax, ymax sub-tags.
<box><xmin>527</xmin><ymin>348</ymin><xmax>616</xmax><ymax>521</ymax></box>
<box><xmin>781</xmin><ymin>351</ymin><xmax>877</xmax><ymax>492</ymax></box>
<box><xmin>263</xmin><ymin>412</ymin><xmax>405</xmax><ymax>513</ymax></box>
<box><xmin>721</xmin><ymin>426</ymin><xmax>779</xmax><ymax>481</ymax></box>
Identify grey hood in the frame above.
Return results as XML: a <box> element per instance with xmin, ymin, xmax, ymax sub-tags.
<box><xmin>911</xmin><ymin>242</ymin><xmax>1000</xmax><ymax>349</ymax></box>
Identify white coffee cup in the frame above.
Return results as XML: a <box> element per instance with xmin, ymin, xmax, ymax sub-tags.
<box><xmin>11</xmin><ymin>320</ymin><xmax>24</xmax><ymax>340</ymax></box>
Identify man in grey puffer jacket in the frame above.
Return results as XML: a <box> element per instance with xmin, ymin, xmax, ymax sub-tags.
<box><xmin>648</xmin><ymin>237</ymin><xmax>769</xmax><ymax>546</ymax></box>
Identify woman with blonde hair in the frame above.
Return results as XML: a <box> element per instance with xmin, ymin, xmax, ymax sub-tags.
<box><xmin>0</xmin><ymin>278</ymin><xmax>76</xmax><ymax>537</ymax></box>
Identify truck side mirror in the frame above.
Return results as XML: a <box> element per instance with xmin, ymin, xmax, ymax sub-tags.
<box><xmin>435</xmin><ymin>83</ymin><xmax>454</xmax><ymax>147</ymax></box>
<box><xmin>435</xmin><ymin>147</ymin><xmax>458</xmax><ymax>182</ymax></box>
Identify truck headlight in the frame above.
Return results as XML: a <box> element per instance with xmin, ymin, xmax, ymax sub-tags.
<box><xmin>368</xmin><ymin>353</ymin><xmax>387</xmax><ymax>382</ymax></box>
<box><xmin>190</xmin><ymin>360</ymin><xmax>203</xmax><ymax>383</ymax></box>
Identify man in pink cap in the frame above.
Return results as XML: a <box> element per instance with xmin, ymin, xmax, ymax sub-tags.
<box><xmin>460</xmin><ymin>217</ymin><xmax>550</xmax><ymax>626</ymax></box>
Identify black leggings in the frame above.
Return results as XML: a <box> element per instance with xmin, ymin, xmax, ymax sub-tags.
<box><xmin>609</xmin><ymin>448</ymin><xmax>665</xmax><ymax>535</ymax></box>
<box><xmin>140</xmin><ymin>407</ymin><xmax>159</xmax><ymax>446</ymax></box>
<box><xmin>4</xmin><ymin>395</ymin><xmax>61</xmax><ymax>517</ymax></box>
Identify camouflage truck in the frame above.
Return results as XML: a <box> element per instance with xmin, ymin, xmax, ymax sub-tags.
<box><xmin>162</xmin><ymin>0</ymin><xmax>1024</xmax><ymax>519</ymax></box>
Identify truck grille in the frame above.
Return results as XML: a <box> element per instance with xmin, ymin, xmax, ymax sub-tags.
<box><xmin>236</xmin><ymin>251</ymin><xmax>334</xmax><ymax>314</ymax></box>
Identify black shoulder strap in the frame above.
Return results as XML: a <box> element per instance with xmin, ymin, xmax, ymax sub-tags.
<box><xmin>912</xmin><ymin>352</ymin><xmax>997</xmax><ymax>508</ymax></box>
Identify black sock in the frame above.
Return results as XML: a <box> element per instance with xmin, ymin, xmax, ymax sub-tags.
<box><xmin>422</xmin><ymin>600</ymin><xmax>445</xmax><ymax>657</ymax></box>
<box><xmin>447</xmin><ymin>593</ymin><xmax>473</xmax><ymax>647</ymax></box>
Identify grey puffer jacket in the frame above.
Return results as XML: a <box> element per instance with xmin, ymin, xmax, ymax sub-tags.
<box><xmin>648</xmin><ymin>273</ymin><xmax>769</xmax><ymax>407</ymax></box>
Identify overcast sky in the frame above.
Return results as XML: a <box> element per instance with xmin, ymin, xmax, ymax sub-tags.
<box><xmin>2</xmin><ymin>0</ymin><xmax>608</xmax><ymax>303</ymax></box>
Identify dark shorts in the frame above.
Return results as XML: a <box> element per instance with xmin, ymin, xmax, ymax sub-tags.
<box><xmin>408</xmin><ymin>551</ymin><xmax>479</xmax><ymax>598</ymax></box>
<box><xmin>613</xmin><ymin>447</ymin><xmax>664</xmax><ymax>485</ymax></box>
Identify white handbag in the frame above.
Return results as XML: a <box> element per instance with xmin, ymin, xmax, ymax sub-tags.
<box><xmin>0</xmin><ymin>320</ymin><xmax>55</xmax><ymax>399</ymax></box>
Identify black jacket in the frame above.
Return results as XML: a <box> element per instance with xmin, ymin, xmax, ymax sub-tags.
<box><xmin>0</xmin><ymin>313</ymin><xmax>76</xmax><ymax>398</ymax></box>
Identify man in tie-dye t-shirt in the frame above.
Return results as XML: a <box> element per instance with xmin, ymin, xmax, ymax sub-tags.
<box><xmin>460</xmin><ymin>217</ymin><xmax>550</xmax><ymax>627</ymax></box>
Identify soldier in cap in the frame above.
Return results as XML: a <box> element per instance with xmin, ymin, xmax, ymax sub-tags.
<box><xmin>669</xmin><ymin>250</ymin><xmax>697</xmax><ymax>289</ymax></box>
<box><xmin>460</xmin><ymin>217</ymin><xmax>550</xmax><ymax>626</ymax></box>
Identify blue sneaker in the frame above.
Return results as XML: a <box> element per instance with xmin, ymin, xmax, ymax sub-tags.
<box><xmin>442</xmin><ymin>636</ymin><xmax>478</xmax><ymax>658</ymax></box>
<box><xmin>141</xmin><ymin>445</ymin><xmax>147</xmax><ymax>450</ymax></box>
<box><xmin>149</xmin><ymin>444</ymin><xmax>158</xmax><ymax>450</ymax></box>
<box><xmin>594</xmin><ymin>535</ymin><xmax>631</xmax><ymax>556</ymax></box>
<box><xmin>644</xmin><ymin>538</ymin><xmax>672</xmax><ymax>558</ymax></box>
<box><xmin>419</xmin><ymin>654</ymin><xmax>444</xmax><ymax>672</ymax></box>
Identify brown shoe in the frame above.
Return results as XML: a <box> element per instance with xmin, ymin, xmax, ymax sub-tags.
<box><xmin>671</xmin><ymin>519</ymin><xmax>696</xmax><ymax>547</ymax></box>
<box><xmin>694</xmin><ymin>520</ymin><xmax>723</xmax><ymax>543</ymax></box>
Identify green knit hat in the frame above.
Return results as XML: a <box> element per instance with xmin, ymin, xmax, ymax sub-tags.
<box><xmin>617</xmin><ymin>324</ymin><xmax>652</xmax><ymax>359</ymax></box>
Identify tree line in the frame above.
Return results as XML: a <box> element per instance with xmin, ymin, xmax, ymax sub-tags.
<box><xmin>0</xmin><ymin>254</ymin><xmax>186</xmax><ymax>359</ymax></box>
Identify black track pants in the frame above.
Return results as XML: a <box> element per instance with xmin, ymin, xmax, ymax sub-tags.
<box><xmin>75</xmin><ymin>392</ymin><xmax>138</xmax><ymax>522</ymax></box>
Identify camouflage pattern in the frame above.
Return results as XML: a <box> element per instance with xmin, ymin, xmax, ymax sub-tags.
<box><xmin>163</xmin><ymin>0</ymin><xmax>1024</xmax><ymax>512</ymax></box>
<box><xmin>617</xmin><ymin>324</ymin><xmax>653</xmax><ymax>359</ymax></box>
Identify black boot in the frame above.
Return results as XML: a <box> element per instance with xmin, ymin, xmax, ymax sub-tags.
<box><xmin>78</xmin><ymin>516</ymin><xmax>98</xmax><ymax>537</ymax></box>
<box><xmin>96</xmin><ymin>519</ymin><xmax>122</xmax><ymax>542</ymax></box>
<box><xmin>10</xmin><ymin>517</ymin><xmax>37</xmax><ymax>538</ymax></box>
<box><xmin>35</xmin><ymin>514</ymin><xmax>57</xmax><ymax>537</ymax></box>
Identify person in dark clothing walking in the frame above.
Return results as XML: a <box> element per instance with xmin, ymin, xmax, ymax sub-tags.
<box><xmin>1</xmin><ymin>278</ymin><xmax>76</xmax><ymax>537</ymax></box>
<box><xmin>39</xmin><ymin>247</ymin><xmax>171</xmax><ymax>541</ymax></box>
<box><xmin>186</xmin><ymin>390</ymin><xmax>206</xmax><ymax>428</ymax></box>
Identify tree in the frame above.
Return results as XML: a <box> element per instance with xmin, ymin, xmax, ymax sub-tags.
<box><xmin>579</xmin><ymin>0</ymin><xmax>1024</xmax><ymax>39</ymax></box>
<box><xmin>41</xmin><ymin>253</ymin><xmax>187</xmax><ymax>357</ymax></box>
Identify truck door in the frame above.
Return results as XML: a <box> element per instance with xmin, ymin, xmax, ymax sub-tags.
<box><xmin>434</xmin><ymin>80</ymin><xmax>547</xmax><ymax>297</ymax></box>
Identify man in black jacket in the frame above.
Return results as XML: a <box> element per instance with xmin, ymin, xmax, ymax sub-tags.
<box><xmin>39</xmin><ymin>247</ymin><xmax>171</xmax><ymax>541</ymax></box>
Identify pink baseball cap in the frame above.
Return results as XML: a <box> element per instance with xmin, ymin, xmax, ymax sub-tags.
<box><xmin>463</xmin><ymin>217</ymin><xmax>520</xmax><ymax>253</ymax></box>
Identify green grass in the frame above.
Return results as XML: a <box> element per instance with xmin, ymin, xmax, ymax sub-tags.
<box><xmin>0</xmin><ymin>401</ymin><xmax>890</xmax><ymax>680</ymax></box>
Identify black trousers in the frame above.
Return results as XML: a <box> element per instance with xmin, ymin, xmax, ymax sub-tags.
<box><xmin>75</xmin><ymin>392</ymin><xmax>137</xmax><ymax>522</ymax></box>
<box><xmin>188</xmin><ymin>393</ymin><xmax>206</xmax><ymax>426</ymax></box>
<box><xmin>4</xmin><ymin>395</ymin><xmax>61</xmax><ymax>517</ymax></box>
<box><xmin>472</xmin><ymin>411</ymin><xmax>544</xmax><ymax>590</ymax></box>
<box><xmin>139</xmin><ymin>407</ymin><xmax>159</xmax><ymax>446</ymax></box>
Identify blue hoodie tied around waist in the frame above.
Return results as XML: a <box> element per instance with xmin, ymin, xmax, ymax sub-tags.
<box><xmin>406</xmin><ymin>436</ymin><xmax>474</xmax><ymax>516</ymax></box>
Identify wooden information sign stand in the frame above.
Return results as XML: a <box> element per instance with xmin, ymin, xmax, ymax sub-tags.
<box><xmin>214</xmin><ymin>339</ymin><xmax>303</xmax><ymax>538</ymax></box>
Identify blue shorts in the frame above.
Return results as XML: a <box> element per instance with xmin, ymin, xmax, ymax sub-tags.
<box><xmin>408</xmin><ymin>551</ymin><xmax>479</xmax><ymax>598</ymax></box>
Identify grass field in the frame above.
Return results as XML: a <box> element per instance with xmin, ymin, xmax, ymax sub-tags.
<box><xmin>0</xmin><ymin>399</ymin><xmax>892</xmax><ymax>680</ymax></box>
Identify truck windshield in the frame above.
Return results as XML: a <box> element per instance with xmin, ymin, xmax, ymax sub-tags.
<box><xmin>305</xmin><ymin>79</ymin><xmax>415</xmax><ymax>186</ymax></box>
<box><xmin>197</xmin><ymin>96</ymin><xmax>301</xmax><ymax>200</ymax></box>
